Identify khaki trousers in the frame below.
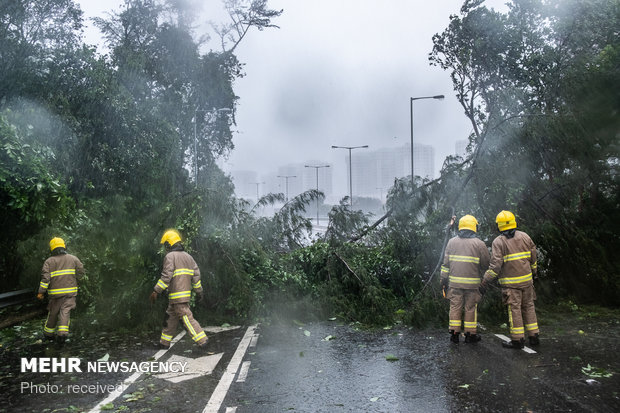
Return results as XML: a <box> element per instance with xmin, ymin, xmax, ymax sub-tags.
<box><xmin>44</xmin><ymin>296</ymin><xmax>76</xmax><ymax>337</ymax></box>
<box><xmin>448</xmin><ymin>288</ymin><xmax>481</xmax><ymax>333</ymax></box>
<box><xmin>160</xmin><ymin>302</ymin><xmax>207</xmax><ymax>346</ymax></box>
<box><xmin>502</xmin><ymin>284</ymin><xmax>539</xmax><ymax>340</ymax></box>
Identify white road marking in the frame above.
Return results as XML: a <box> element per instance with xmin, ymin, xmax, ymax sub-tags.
<box><xmin>249</xmin><ymin>333</ymin><xmax>259</xmax><ymax>347</ymax></box>
<box><xmin>88</xmin><ymin>331</ymin><xmax>186</xmax><ymax>413</ymax></box>
<box><xmin>155</xmin><ymin>353</ymin><xmax>224</xmax><ymax>383</ymax></box>
<box><xmin>204</xmin><ymin>325</ymin><xmax>241</xmax><ymax>334</ymax></box>
<box><xmin>225</xmin><ymin>407</ymin><xmax>237</xmax><ymax>413</ymax></box>
<box><xmin>202</xmin><ymin>325</ymin><xmax>258</xmax><ymax>413</ymax></box>
<box><xmin>495</xmin><ymin>333</ymin><xmax>537</xmax><ymax>353</ymax></box>
<box><xmin>236</xmin><ymin>361</ymin><xmax>251</xmax><ymax>383</ymax></box>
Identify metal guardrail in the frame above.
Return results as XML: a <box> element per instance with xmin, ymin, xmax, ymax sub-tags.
<box><xmin>0</xmin><ymin>289</ymin><xmax>33</xmax><ymax>309</ymax></box>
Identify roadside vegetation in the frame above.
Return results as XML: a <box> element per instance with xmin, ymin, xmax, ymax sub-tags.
<box><xmin>1</xmin><ymin>0</ymin><xmax>618</xmax><ymax>334</ymax></box>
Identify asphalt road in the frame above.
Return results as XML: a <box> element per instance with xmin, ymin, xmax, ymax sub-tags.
<box><xmin>1</xmin><ymin>311</ymin><xmax>619</xmax><ymax>413</ymax></box>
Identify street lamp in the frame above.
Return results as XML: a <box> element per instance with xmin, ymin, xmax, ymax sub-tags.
<box><xmin>409</xmin><ymin>95</ymin><xmax>444</xmax><ymax>186</ymax></box>
<box><xmin>250</xmin><ymin>182</ymin><xmax>265</xmax><ymax>203</ymax></box>
<box><xmin>277</xmin><ymin>175</ymin><xmax>296</xmax><ymax>201</ymax></box>
<box><xmin>331</xmin><ymin>145</ymin><xmax>368</xmax><ymax>207</ymax></box>
<box><xmin>194</xmin><ymin>107</ymin><xmax>232</xmax><ymax>187</ymax></box>
<box><xmin>305</xmin><ymin>164</ymin><xmax>330</xmax><ymax>225</ymax></box>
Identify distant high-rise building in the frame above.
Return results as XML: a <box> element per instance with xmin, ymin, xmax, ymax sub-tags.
<box><xmin>230</xmin><ymin>170</ymin><xmax>258</xmax><ymax>199</ymax></box>
<box><xmin>455</xmin><ymin>139</ymin><xmax>468</xmax><ymax>158</ymax></box>
<box><xmin>261</xmin><ymin>162</ymin><xmax>333</xmax><ymax>201</ymax></box>
<box><xmin>346</xmin><ymin>143</ymin><xmax>434</xmax><ymax>200</ymax></box>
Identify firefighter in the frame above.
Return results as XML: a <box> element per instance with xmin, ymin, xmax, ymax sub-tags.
<box><xmin>150</xmin><ymin>229</ymin><xmax>208</xmax><ymax>349</ymax></box>
<box><xmin>37</xmin><ymin>237</ymin><xmax>84</xmax><ymax>345</ymax></box>
<box><xmin>480</xmin><ymin>211</ymin><xmax>540</xmax><ymax>349</ymax></box>
<box><xmin>441</xmin><ymin>215</ymin><xmax>490</xmax><ymax>344</ymax></box>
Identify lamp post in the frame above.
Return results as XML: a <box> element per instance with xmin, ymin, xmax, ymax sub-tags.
<box><xmin>305</xmin><ymin>164</ymin><xmax>330</xmax><ymax>225</ymax></box>
<box><xmin>194</xmin><ymin>107</ymin><xmax>232</xmax><ymax>187</ymax></box>
<box><xmin>277</xmin><ymin>175</ymin><xmax>296</xmax><ymax>201</ymax></box>
<box><xmin>331</xmin><ymin>145</ymin><xmax>368</xmax><ymax>207</ymax></box>
<box><xmin>409</xmin><ymin>95</ymin><xmax>444</xmax><ymax>186</ymax></box>
<box><xmin>250</xmin><ymin>182</ymin><xmax>265</xmax><ymax>203</ymax></box>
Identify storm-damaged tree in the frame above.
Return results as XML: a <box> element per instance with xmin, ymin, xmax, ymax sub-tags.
<box><xmin>212</xmin><ymin>0</ymin><xmax>283</xmax><ymax>52</ymax></box>
<box><xmin>0</xmin><ymin>0</ymin><xmax>285</xmax><ymax>327</ymax></box>
<box><xmin>429</xmin><ymin>0</ymin><xmax>620</xmax><ymax>303</ymax></box>
<box><xmin>0</xmin><ymin>0</ymin><xmax>83</xmax><ymax>101</ymax></box>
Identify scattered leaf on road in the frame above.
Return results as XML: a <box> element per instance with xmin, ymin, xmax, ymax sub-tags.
<box><xmin>582</xmin><ymin>364</ymin><xmax>612</xmax><ymax>378</ymax></box>
<box><xmin>97</xmin><ymin>353</ymin><xmax>109</xmax><ymax>362</ymax></box>
<box><xmin>304</xmin><ymin>330</ymin><xmax>311</xmax><ymax>337</ymax></box>
<box><xmin>385</xmin><ymin>354</ymin><xmax>399</xmax><ymax>362</ymax></box>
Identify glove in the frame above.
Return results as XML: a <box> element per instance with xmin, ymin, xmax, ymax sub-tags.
<box><xmin>196</xmin><ymin>291</ymin><xmax>204</xmax><ymax>303</ymax></box>
<box><xmin>149</xmin><ymin>291</ymin><xmax>158</xmax><ymax>304</ymax></box>
<box><xmin>37</xmin><ymin>293</ymin><xmax>44</xmax><ymax>301</ymax></box>
<box><xmin>478</xmin><ymin>283</ymin><xmax>487</xmax><ymax>295</ymax></box>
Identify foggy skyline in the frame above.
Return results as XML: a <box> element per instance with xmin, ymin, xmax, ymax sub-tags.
<box><xmin>78</xmin><ymin>0</ymin><xmax>509</xmax><ymax>199</ymax></box>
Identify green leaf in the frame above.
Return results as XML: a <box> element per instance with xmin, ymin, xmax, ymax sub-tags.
<box><xmin>303</xmin><ymin>330</ymin><xmax>311</xmax><ymax>337</ymax></box>
<box><xmin>458</xmin><ymin>384</ymin><xmax>470</xmax><ymax>389</ymax></box>
<box><xmin>385</xmin><ymin>354</ymin><xmax>399</xmax><ymax>362</ymax></box>
<box><xmin>581</xmin><ymin>364</ymin><xmax>613</xmax><ymax>378</ymax></box>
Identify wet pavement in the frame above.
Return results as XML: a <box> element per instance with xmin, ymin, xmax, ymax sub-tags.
<box><xmin>224</xmin><ymin>308</ymin><xmax>620</xmax><ymax>413</ymax></box>
<box><xmin>1</xmin><ymin>305</ymin><xmax>619</xmax><ymax>412</ymax></box>
<box><xmin>224</xmin><ymin>322</ymin><xmax>450</xmax><ymax>412</ymax></box>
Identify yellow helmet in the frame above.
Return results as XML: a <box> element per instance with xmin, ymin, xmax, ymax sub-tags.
<box><xmin>160</xmin><ymin>229</ymin><xmax>181</xmax><ymax>246</ymax></box>
<box><xmin>49</xmin><ymin>237</ymin><xmax>65</xmax><ymax>252</ymax></box>
<box><xmin>496</xmin><ymin>210</ymin><xmax>517</xmax><ymax>231</ymax></box>
<box><xmin>458</xmin><ymin>215</ymin><xmax>478</xmax><ymax>232</ymax></box>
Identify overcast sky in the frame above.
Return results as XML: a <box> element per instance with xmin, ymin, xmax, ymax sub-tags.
<box><xmin>78</xmin><ymin>0</ymin><xmax>509</xmax><ymax>197</ymax></box>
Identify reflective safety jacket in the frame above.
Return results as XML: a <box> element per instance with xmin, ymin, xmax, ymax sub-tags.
<box><xmin>39</xmin><ymin>253</ymin><xmax>84</xmax><ymax>298</ymax></box>
<box><xmin>483</xmin><ymin>230</ymin><xmax>537</xmax><ymax>288</ymax></box>
<box><xmin>154</xmin><ymin>251</ymin><xmax>202</xmax><ymax>304</ymax></box>
<box><xmin>441</xmin><ymin>235</ymin><xmax>490</xmax><ymax>289</ymax></box>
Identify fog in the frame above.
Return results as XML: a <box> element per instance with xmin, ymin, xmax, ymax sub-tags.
<box><xmin>78</xmin><ymin>0</ymin><xmax>509</xmax><ymax>201</ymax></box>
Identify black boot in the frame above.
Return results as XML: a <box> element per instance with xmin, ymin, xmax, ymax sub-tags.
<box><xmin>502</xmin><ymin>338</ymin><xmax>524</xmax><ymax>349</ymax></box>
<box><xmin>154</xmin><ymin>342</ymin><xmax>170</xmax><ymax>350</ymax></box>
<box><xmin>529</xmin><ymin>333</ymin><xmax>540</xmax><ymax>346</ymax></box>
<box><xmin>464</xmin><ymin>332</ymin><xmax>481</xmax><ymax>343</ymax></box>
<box><xmin>449</xmin><ymin>330</ymin><xmax>459</xmax><ymax>344</ymax></box>
<box><xmin>43</xmin><ymin>334</ymin><xmax>55</xmax><ymax>343</ymax></box>
<box><xmin>56</xmin><ymin>335</ymin><xmax>67</xmax><ymax>346</ymax></box>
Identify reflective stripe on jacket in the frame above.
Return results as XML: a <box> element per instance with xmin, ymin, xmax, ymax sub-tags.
<box><xmin>441</xmin><ymin>236</ymin><xmax>490</xmax><ymax>289</ymax></box>
<box><xmin>154</xmin><ymin>251</ymin><xmax>202</xmax><ymax>303</ymax></box>
<box><xmin>483</xmin><ymin>230</ymin><xmax>537</xmax><ymax>288</ymax></box>
<box><xmin>39</xmin><ymin>254</ymin><xmax>84</xmax><ymax>297</ymax></box>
